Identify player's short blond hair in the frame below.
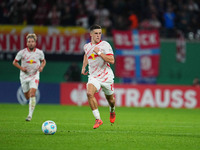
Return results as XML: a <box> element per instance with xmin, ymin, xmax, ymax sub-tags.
<box><xmin>26</xmin><ymin>33</ymin><xmax>37</xmax><ymax>41</ymax></box>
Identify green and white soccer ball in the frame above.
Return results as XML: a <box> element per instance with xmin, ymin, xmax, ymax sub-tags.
<box><xmin>42</xmin><ymin>120</ymin><xmax>57</xmax><ymax>135</ymax></box>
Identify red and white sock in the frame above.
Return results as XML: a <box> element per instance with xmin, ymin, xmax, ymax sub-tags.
<box><xmin>110</xmin><ymin>106</ymin><xmax>115</xmax><ymax>113</ymax></box>
<box><xmin>28</xmin><ymin>97</ymin><xmax>36</xmax><ymax>117</ymax></box>
<box><xmin>92</xmin><ymin>109</ymin><xmax>101</xmax><ymax>120</ymax></box>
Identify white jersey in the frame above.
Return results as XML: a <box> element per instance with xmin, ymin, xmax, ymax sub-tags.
<box><xmin>14</xmin><ymin>48</ymin><xmax>45</xmax><ymax>82</ymax></box>
<box><xmin>84</xmin><ymin>40</ymin><xmax>114</xmax><ymax>82</ymax></box>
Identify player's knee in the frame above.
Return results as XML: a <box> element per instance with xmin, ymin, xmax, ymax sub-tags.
<box><xmin>109</xmin><ymin>98</ymin><xmax>115</xmax><ymax>104</ymax></box>
<box><xmin>25</xmin><ymin>95</ymin><xmax>29</xmax><ymax>100</ymax></box>
<box><xmin>106</xmin><ymin>96</ymin><xmax>115</xmax><ymax>105</ymax></box>
<box><xmin>111</xmin><ymin>98</ymin><xmax>115</xmax><ymax>103</ymax></box>
<box><xmin>24</xmin><ymin>93</ymin><xmax>29</xmax><ymax>100</ymax></box>
<box><xmin>30</xmin><ymin>93</ymin><xmax>36</xmax><ymax>97</ymax></box>
<box><xmin>106</xmin><ymin>95</ymin><xmax>114</xmax><ymax>101</ymax></box>
<box><xmin>87</xmin><ymin>91</ymin><xmax>94</xmax><ymax>99</ymax></box>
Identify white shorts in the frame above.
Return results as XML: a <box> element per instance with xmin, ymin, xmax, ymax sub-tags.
<box><xmin>87</xmin><ymin>77</ymin><xmax>114</xmax><ymax>95</ymax></box>
<box><xmin>21</xmin><ymin>79</ymin><xmax>39</xmax><ymax>93</ymax></box>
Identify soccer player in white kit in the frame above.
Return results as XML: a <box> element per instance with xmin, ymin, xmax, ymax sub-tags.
<box><xmin>13</xmin><ymin>33</ymin><xmax>46</xmax><ymax>121</ymax></box>
<box><xmin>81</xmin><ymin>24</ymin><xmax>116</xmax><ymax>129</ymax></box>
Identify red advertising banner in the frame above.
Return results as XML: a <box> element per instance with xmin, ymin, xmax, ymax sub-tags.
<box><xmin>115</xmin><ymin>56</ymin><xmax>135</xmax><ymax>77</ymax></box>
<box><xmin>141</xmin><ymin>55</ymin><xmax>159</xmax><ymax>77</ymax></box>
<box><xmin>60</xmin><ymin>83</ymin><xmax>88</xmax><ymax>106</ymax></box>
<box><xmin>138</xmin><ymin>30</ymin><xmax>160</xmax><ymax>49</ymax></box>
<box><xmin>113</xmin><ymin>29</ymin><xmax>160</xmax><ymax>78</ymax></box>
<box><xmin>0</xmin><ymin>25</ymin><xmax>87</xmax><ymax>54</ymax></box>
<box><xmin>0</xmin><ymin>34</ymin><xmax>85</xmax><ymax>54</ymax></box>
<box><xmin>113</xmin><ymin>30</ymin><xmax>160</xmax><ymax>50</ymax></box>
<box><xmin>112</xmin><ymin>30</ymin><xmax>133</xmax><ymax>49</ymax></box>
<box><xmin>60</xmin><ymin>83</ymin><xmax>200</xmax><ymax>109</ymax></box>
<box><xmin>115</xmin><ymin>55</ymin><xmax>160</xmax><ymax>78</ymax></box>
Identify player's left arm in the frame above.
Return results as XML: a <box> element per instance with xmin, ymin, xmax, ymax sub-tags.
<box><xmin>81</xmin><ymin>54</ymin><xmax>88</xmax><ymax>75</ymax></box>
<box><xmin>93</xmin><ymin>47</ymin><xmax>115</xmax><ymax>64</ymax></box>
<box><xmin>38</xmin><ymin>51</ymin><xmax>46</xmax><ymax>72</ymax></box>
<box><xmin>38</xmin><ymin>59</ymin><xmax>46</xmax><ymax>72</ymax></box>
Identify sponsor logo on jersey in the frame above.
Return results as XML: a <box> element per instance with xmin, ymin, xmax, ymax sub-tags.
<box><xmin>26</xmin><ymin>59</ymin><xmax>36</xmax><ymax>64</ymax></box>
<box><xmin>88</xmin><ymin>53</ymin><xmax>98</xmax><ymax>60</ymax></box>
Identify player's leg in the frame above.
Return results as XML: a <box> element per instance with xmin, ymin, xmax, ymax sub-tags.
<box><xmin>102</xmin><ymin>81</ymin><xmax>116</xmax><ymax>123</ymax></box>
<box><xmin>26</xmin><ymin>79</ymin><xmax>39</xmax><ymax>121</ymax></box>
<box><xmin>27</xmin><ymin>88</ymin><xmax>37</xmax><ymax>120</ymax></box>
<box><xmin>24</xmin><ymin>90</ymin><xmax>32</xmax><ymax>121</ymax></box>
<box><xmin>21</xmin><ymin>81</ymin><xmax>32</xmax><ymax>121</ymax></box>
<box><xmin>87</xmin><ymin>83</ymin><xmax>98</xmax><ymax>111</ymax></box>
<box><xmin>105</xmin><ymin>94</ymin><xmax>116</xmax><ymax>123</ymax></box>
<box><xmin>105</xmin><ymin>94</ymin><xmax>115</xmax><ymax>112</ymax></box>
<box><xmin>21</xmin><ymin>81</ymin><xmax>30</xmax><ymax>100</ymax></box>
<box><xmin>87</xmin><ymin>78</ymin><xmax>103</xmax><ymax>129</ymax></box>
<box><xmin>24</xmin><ymin>91</ymin><xmax>30</xmax><ymax>100</ymax></box>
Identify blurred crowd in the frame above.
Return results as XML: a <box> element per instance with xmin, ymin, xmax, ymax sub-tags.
<box><xmin>0</xmin><ymin>0</ymin><xmax>200</xmax><ymax>38</ymax></box>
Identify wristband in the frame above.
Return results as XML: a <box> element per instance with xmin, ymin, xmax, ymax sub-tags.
<box><xmin>97</xmin><ymin>51</ymin><xmax>102</xmax><ymax>56</ymax></box>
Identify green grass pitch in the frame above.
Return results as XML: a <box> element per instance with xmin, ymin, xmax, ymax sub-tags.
<box><xmin>0</xmin><ymin>104</ymin><xmax>200</xmax><ymax>150</ymax></box>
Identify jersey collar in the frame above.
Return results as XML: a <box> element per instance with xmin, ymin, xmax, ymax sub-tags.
<box><xmin>27</xmin><ymin>47</ymin><xmax>36</xmax><ymax>52</ymax></box>
<box><xmin>96</xmin><ymin>40</ymin><xmax>102</xmax><ymax>45</ymax></box>
<box><xmin>90</xmin><ymin>40</ymin><xmax>102</xmax><ymax>45</ymax></box>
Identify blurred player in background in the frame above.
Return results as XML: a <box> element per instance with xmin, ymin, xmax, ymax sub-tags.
<box><xmin>13</xmin><ymin>33</ymin><xmax>46</xmax><ymax>121</ymax></box>
<box><xmin>81</xmin><ymin>24</ymin><xmax>116</xmax><ymax>129</ymax></box>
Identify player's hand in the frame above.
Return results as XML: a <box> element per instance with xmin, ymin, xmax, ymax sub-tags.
<box><xmin>21</xmin><ymin>67</ymin><xmax>27</xmax><ymax>72</ymax></box>
<box><xmin>38</xmin><ymin>66</ymin><xmax>43</xmax><ymax>72</ymax></box>
<box><xmin>81</xmin><ymin>68</ymin><xmax>88</xmax><ymax>75</ymax></box>
<box><xmin>93</xmin><ymin>47</ymin><xmax>100</xmax><ymax>54</ymax></box>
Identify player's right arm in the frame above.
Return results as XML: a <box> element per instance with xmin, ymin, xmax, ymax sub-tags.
<box><xmin>13</xmin><ymin>59</ymin><xmax>27</xmax><ymax>72</ymax></box>
<box><xmin>81</xmin><ymin>54</ymin><xmax>88</xmax><ymax>75</ymax></box>
<box><xmin>13</xmin><ymin>50</ymin><xmax>27</xmax><ymax>72</ymax></box>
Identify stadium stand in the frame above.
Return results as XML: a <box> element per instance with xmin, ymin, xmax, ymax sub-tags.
<box><xmin>0</xmin><ymin>0</ymin><xmax>200</xmax><ymax>38</ymax></box>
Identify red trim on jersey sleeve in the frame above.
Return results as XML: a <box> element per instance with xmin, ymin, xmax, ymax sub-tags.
<box><xmin>106</xmin><ymin>54</ymin><xmax>113</xmax><ymax>56</ymax></box>
<box><xmin>14</xmin><ymin>59</ymin><xmax>19</xmax><ymax>62</ymax></box>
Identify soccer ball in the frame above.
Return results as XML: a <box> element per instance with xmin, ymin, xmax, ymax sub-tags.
<box><xmin>42</xmin><ymin>120</ymin><xmax>57</xmax><ymax>135</ymax></box>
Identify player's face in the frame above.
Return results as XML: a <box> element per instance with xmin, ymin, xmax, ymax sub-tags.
<box><xmin>90</xmin><ymin>29</ymin><xmax>102</xmax><ymax>44</ymax></box>
<box><xmin>27</xmin><ymin>38</ymin><xmax>36</xmax><ymax>50</ymax></box>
